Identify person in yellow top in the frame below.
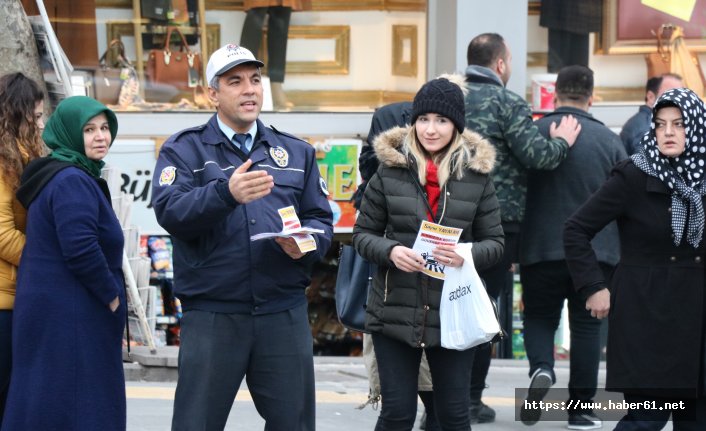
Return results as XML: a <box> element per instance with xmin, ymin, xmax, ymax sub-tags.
<box><xmin>0</xmin><ymin>72</ymin><xmax>45</xmax><ymax>421</ymax></box>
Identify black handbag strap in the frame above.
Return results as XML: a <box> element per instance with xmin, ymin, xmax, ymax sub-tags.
<box><xmin>406</xmin><ymin>166</ymin><xmax>439</xmax><ymax>224</ymax></box>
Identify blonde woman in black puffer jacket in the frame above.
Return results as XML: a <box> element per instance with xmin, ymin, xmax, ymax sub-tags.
<box><xmin>353</xmin><ymin>77</ymin><xmax>503</xmax><ymax>431</ymax></box>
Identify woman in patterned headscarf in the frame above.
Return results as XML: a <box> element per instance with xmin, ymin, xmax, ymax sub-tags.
<box><xmin>564</xmin><ymin>87</ymin><xmax>706</xmax><ymax>430</ymax></box>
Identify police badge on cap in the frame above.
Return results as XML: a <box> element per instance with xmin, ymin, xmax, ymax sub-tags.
<box><xmin>269</xmin><ymin>146</ymin><xmax>289</xmax><ymax>167</ymax></box>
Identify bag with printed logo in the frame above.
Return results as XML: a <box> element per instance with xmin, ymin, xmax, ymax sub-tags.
<box><xmin>440</xmin><ymin>243</ymin><xmax>503</xmax><ymax>350</ymax></box>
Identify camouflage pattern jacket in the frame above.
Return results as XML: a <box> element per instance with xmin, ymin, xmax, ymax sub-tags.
<box><xmin>464</xmin><ymin>65</ymin><xmax>569</xmax><ymax>225</ymax></box>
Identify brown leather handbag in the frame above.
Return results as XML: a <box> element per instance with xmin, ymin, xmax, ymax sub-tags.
<box><xmin>146</xmin><ymin>26</ymin><xmax>202</xmax><ymax>92</ymax></box>
<box><xmin>94</xmin><ymin>39</ymin><xmax>133</xmax><ymax>105</ymax></box>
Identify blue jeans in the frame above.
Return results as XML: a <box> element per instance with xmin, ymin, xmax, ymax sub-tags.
<box><xmin>372</xmin><ymin>333</ymin><xmax>475</xmax><ymax>431</ymax></box>
<box><xmin>0</xmin><ymin>310</ymin><xmax>12</xmax><ymax>422</ymax></box>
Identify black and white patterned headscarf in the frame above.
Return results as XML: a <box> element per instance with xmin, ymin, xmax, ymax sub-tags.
<box><xmin>631</xmin><ymin>87</ymin><xmax>706</xmax><ymax>248</ymax></box>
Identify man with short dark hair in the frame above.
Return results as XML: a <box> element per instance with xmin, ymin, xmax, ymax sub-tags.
<box><xmin>463</xmin><ymin>32</ymin><xmax>581</xmax><ymax>424</ymax></box>
<box><xmin>519</xmin><ymin>65</ymin><xmax>627</xmax><ymax>429</ymax></box>
<box><xmin>620</xmin><ymin>73</ymin><xmax>683</xmax><ymax>155</ymax></box>
<box><xmin>152</xmin><ymin>44</ymin><xmax>333</xmax><ymax>431</ymax></box>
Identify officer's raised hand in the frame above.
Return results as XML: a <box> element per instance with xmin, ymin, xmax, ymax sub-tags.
<box><xmin>229</xmin><ymin>159</ymin><xmax>275</xmax><ymax>204</ymax></box>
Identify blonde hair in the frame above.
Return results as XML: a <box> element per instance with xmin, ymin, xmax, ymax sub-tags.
<box><xmin>403</xmin><ymin>126</ymin><xmax>475</xmax><ymax>187</ymax></box>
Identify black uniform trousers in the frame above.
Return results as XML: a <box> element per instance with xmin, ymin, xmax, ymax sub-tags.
<box><xmin>171</xmin><ymin>302</ymin><xmax>315</xmax><ymax>431</ymax></box>
<box><xmin>240</xmin><ymin>6</ymin><xmax>292</xmax><ymax>83</ymax></box>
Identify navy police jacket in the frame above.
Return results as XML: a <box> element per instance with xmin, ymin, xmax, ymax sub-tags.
<box><xmin>152</xmin><ymin>115</ymin><xmax>333</xmax><ymax>314</ymax></box>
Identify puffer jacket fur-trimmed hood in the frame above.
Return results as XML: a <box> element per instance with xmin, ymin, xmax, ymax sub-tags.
<box><xmin>373</xmin><ymin>126</ymin><xmax>496</xmax><ymax>177</ymax></box>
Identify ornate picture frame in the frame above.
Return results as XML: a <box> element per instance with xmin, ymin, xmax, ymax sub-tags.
<box><xmin>597</xmin><ymin>0</ymin><xmax>706</xmax><ymax>54</ymax></box>
<box><xmin>392</xmin><ymin>25</ymin><xmax>418</xmax><ymax>77</ymax></box>
<box><xmin>260</xmin><ymin>25</ymin><xmax>350</xmax><ymax>75</ymax></box>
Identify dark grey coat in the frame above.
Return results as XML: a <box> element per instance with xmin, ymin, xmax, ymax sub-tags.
<box><xmin>521</xmin><ymin>107</ymin><xmax>627</xmax><ymax>291</ymax></box>
<box><xmin>564</xmin><ymin>160</ymin><xmax>705</xmax><ymax>398</ymax></box>
<box><xmin>353</xmin><ymin>126</ymin><xmax>504</xmax><ymax>348</ymax></box>
<box><xmin>540</xmin><ymin>0</ymin><xmax>602</xmax><ymax>34</ymax></box>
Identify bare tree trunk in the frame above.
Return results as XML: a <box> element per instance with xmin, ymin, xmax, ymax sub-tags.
<box><xmin>0</xmin><ymin>0</ymin><xmax>49</xmax><ymax>108</ymax></box>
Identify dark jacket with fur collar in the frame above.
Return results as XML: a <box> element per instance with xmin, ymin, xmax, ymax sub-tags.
<box><xmin>353</xmin><ymin>126</ymin><xmax>504</xmax><ymax>348</ymax></box>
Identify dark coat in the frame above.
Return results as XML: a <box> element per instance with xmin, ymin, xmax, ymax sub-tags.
<box><xmin>521</xmin><ymin>107</ymin><xmax>627</xmax><ymax>287</ymax></box>
<box><xmin>353</xmin><ymin>102</ymin><xmax>413</xmax><ymax>209</ymax></box>
<box><xmin>152</xmin><ymin>117</ymin><xmax>333</xmax><ymax>314</ymax></box>
<box><xmin>564</xmin><ymin>160</ymin><xmax>705</xmax><ymax>398</ymax></box>
<box><xmin>2</xmin><ymin>166</ymin><xmax>126</xmax><ymax>430</ymax></box>
<box><xmin>540</xmin><ymin>0</ymin><xmax>602</xmax><ymax>34</ymax></box>
<box><xmin>353</xmin><ymin>126</ymin><xmax>504</xmax><ymax>348</ymax></box>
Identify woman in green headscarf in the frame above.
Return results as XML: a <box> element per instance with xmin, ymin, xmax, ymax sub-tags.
<box><xmin>2</xmin><ymin>96</ymin><xmax>127</xmax><ymax>431</ymax></box>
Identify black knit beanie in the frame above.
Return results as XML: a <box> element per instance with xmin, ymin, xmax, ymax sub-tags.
<box><xmin>411</xmin><ymin>78</ymin><xmax>466</xmax><ymax>133</ymax></box>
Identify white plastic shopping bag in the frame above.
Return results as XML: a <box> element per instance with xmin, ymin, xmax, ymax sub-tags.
<box><xmin>440</xmin><ymin>243</ymin><xmax>502</xmax><ymax>350</ymax></box>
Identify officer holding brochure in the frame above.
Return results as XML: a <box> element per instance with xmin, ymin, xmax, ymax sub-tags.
<box><xmin>151</xmin><ymin>44</ymin><xmax>333</xmax><ymax>431</ymax></box>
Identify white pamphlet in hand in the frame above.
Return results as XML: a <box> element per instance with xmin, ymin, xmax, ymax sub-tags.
<box><xmin>249</xmin><ymin>206</ymin><xmax>324</xmax><ymax>253</ymax></box>
<box><xmin>411</xmin><ymin>220</ymin><xmax>462</xmax><ymax>280</ymax></box>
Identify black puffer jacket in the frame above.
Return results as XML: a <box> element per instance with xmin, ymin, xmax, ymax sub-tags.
<box><xmin>353</xmin><ymin>126</ymin><xmax>504</xmax><ymax>348</ymax></box>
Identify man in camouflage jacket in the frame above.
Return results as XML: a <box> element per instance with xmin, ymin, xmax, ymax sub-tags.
<box><xmin>462</xmin><ymin>32</ymin><xmax>581</xmax><ymax>424</ymax></box>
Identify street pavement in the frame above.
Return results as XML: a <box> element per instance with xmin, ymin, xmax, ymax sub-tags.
<box><xmin>125</xmin><ymin>355</ymin><xmax>674</xmax><ymax>431</ymax></box>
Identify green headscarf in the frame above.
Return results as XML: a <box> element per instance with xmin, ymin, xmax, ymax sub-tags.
<box><xmin>43</xmin><ymin>96</ymin><xmax>118</xmax><ymax>178</ymax></box>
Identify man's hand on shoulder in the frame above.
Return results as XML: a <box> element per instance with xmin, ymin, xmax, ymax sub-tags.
<box><xmin>275</xmin><ymin>237</ymin><xmax>306</xmax><ymax>260</ymax></box>
<box><xmin>549</xmin><ymin>115</ymin><xmax>582</xmax><ymax>147</ymax></box>
<box><xmin>229</xmin><ymin>159</ymin><xmax>275</xmax><ymax>204</ymax></box>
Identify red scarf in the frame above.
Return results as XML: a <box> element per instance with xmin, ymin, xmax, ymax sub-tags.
<box><xmin>424</xmin><ymin>159</ymin><xmax>440</xmax><ymax>221</ymax></box>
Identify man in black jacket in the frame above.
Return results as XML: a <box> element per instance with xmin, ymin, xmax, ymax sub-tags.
<box><xmin>354</xmin><ymin>101</ymin><xmax>412</xmax><ymax>210</ymax></box>
<box><xmin>463</xmin><ymin>32</ymin><xmax>581</xmax><ymax>425</ymax></box>
<box><xmin>519</xmin><ymin>65</ymin><xmax>626</xmax><ymax>429</ymax></box>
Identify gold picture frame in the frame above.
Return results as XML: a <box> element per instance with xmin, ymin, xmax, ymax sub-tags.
<box><xmin>597</xmin><ymin>0</ymin><xmax>706</xmax><ymax>54</ymax></box>
<box><xmin>260</xmin><ymin>25</ymin><xmax>350</xmax><ymax>75</ymax></box>
<box><xmin>392</xmin><ymin>25</ymin><xmax>418</xmax><ymax>77</ymax></box>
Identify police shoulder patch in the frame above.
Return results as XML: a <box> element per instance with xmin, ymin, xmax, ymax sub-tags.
<box><xmin>159</xmin><ymin>166</ymin><xmax>177</xmax><ymax>186</ymax></box>
<box><xmin>319</xmin><ymin>176</ymin><xmax>329</xmax><ymax>196</ymax></box>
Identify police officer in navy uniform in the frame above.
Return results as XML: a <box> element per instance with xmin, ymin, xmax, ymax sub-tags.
<box><xmin>151</xmin><ymin>44</ymin><xmax>333</xmax><ymax>431</ymax></box>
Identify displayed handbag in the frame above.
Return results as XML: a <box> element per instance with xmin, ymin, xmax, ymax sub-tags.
<box><xmin>170</xmin><ymin>0</ymin><xmax>190</xmax><ymax>23</ymax></box>
<box><xmin>439</xmin><ymin>244</ymin><xmax>504</xmax><ymax>350</ymax></box>
<box><xmin>141</xmin><ymin>0</ymin><xmax>171</xmax><ymax>21</ymax></box>
<box><xmin>335</xmin><ymin>244</ymin><xmax>375</xmax><ymax>333</ymax></box>
<box><xmin>94</xmin><ymin>40</ymin><xmax>134</xmax><ymax>105</ymax></box>
<box><xmin>645</xmin><ymin>24</ymin><xmax>705</xmax><ymax>97</ymax></box>
<box><xmin>146</xmin><ymin>26</ymin><xmax>202</xmax><ymax>92</ymax></box>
